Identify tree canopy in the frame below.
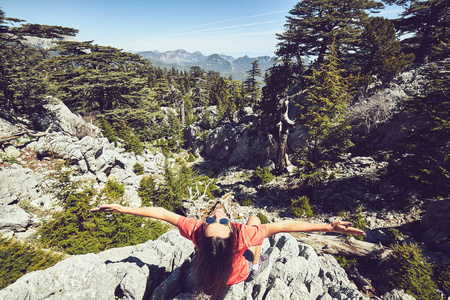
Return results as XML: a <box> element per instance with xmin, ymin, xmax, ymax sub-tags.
<box><xmin>0</xmin><ymin>9</ymin><xmax>77</xmax><ymax>114</ymax></box>
<box><xmin>385</xmin><ymin>0</ymin><xmax>449</xmax><ymax>63</ymax></box>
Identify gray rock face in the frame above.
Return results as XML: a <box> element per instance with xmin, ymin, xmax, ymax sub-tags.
<box><xmin>29</xmin><ymin>130</ymin><xmax>165</xmax><ymax>207</ymax></box>
<box><xmin>381</xmin><ymin>289</ymin><xmax>416</xmax><ymax>300</ymax></box>
<box><xmin>187</xmin><ymin>121</ymin><xmax>278</xmax><ymax>168</ymax></box>
<box><xmin>421</xmin><ymin>199</ymin><xmax>450</xmax><ymax>252</ymax></box>
<box><xmin>0</xmin><ymin>165</ymin><xmax>39</xmax><ymax>202</ymax></box>
<box><xmin>0</xmin><ymin>117</ymin><xmax>19</xmax><ymax>138</ymax></box>
<box><xmin>0</xmin><ymin>205</ymin><xmax>32</xmax><ymax>232</ymax></box>
<box><xmin>33</xmin><ymin>96</ymin><xmax>102</xmax><ymax>138</ymax></box>
<box><xmin>0</xmin><ymin>230</ymin><xmax>368</xmax><ymax>300</ymax></box>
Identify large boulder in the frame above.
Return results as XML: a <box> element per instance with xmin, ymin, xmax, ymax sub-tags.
<box><xmin>33</xmin><ymin>96</ymin><xmax>102</xmax><ymax>138</ymax></box>
<box><xmin>0</xmin><ymin>205</ymin><xmax>32</xmax><ymax>232</ymax></box>
<box><xmin>0</xmin><ymin>230</ymin><xmax>368</xmax><ymax>300</ymax></box>
<box><xmin>0</xmin><ymin>164</ymin><xmax>40</xmax><ymax>206</ymax></box>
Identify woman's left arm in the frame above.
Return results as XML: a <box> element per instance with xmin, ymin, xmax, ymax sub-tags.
<box><xmin>265</xmin><ymin>220</ymin><xmax>366</xmax><ymax>237</ymax></box>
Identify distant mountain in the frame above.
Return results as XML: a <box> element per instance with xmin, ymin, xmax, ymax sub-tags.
<box><xmin>132</xmin><ymin>49</ymin><xmax>275</xmax><ymax>81</ymax></box>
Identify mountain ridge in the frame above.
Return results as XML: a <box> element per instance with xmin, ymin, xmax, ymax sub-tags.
<box><xmin>131</xmin><ymin>49</ymin><xmax>275</xmax><ymax>80</ymax></box>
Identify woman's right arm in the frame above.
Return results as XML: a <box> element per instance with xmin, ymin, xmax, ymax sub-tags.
<box><xmin>90</xmin><ymin>204</ymin><xmax>181</xmax><ymax>226</ymax></box>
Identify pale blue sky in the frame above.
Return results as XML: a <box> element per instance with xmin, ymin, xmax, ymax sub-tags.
<box><xmin>1</xmin><ymin>0</ymin><xmax>403</xmax><ymax>57</ymax></box>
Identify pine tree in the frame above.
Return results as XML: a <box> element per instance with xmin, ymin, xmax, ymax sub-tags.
<box><xmin>189</xmin><ymin>66</ymin><xmax>208</xmax><ymax>107</ymax></box>
<box><xmin>214</xmin><ymin>78</ymin><xmax>235</xmax><ymax>122</ymax></box>
<box><xmin>260</xmin><ymin>62</ymin><xmax>294</xmax><ymax>126</ymax></box>
<box><xmin>386</xmin><ymin>0</ymin><xmax>449</xmax><ymax>63</ymax></box>
<box><xmin>100</xmin><ymin>119</ymin><xmax>118</xmax><ymax>146</ymax></box>
<box><xmin>43</xmin><ymin>41</ymin><xmax>151</xmax><ymax>113</ymax></box>
<box><xmin>298</xmin><ymin>41</ymin><xmax>351</xmax><ymax>186</ymax></box>
<box><xmin>118</xmin><ymin>123</ymin><xmax>144</xmax><ymax>155</ymax></box>
<box><xmin>0</xmin><ymin>9</ymin><xmax>77</xmax><ymax>114</ymax></box>
<box><xmin>154</xmin><ymin>77</ymin><xmax>170</xmax><ymax>105</ymax></box>
<box><xmin>243</xmin><ymin>60</ymin><xmax>262</xmax><ymax>107</ymax></box>
<box><xmin>359</xmin><ymin>17</ymin><xmax>415</xmax><ymax>82</ymax></box>
<box><xmin>276</xmin><ymin>0</ymin><xmax>384</xmax><ymax>74</ymax></box>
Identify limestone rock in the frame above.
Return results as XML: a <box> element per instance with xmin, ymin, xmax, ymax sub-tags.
<box><xmin>381</xmin><ymin>289</ymin><xmax>416</xmax><ymax>300</ymax></box>
<box><xmin>0</xmin><ymin>231</ymin><xmax>368</xmax><ymax>300</ymax></box>
<box><xmin>0</xmin><ymin>116</ymin><xmax>19</xmax><ymax>138</ymax></box>
<box><xmin>4</xmin><ymin>146</ymin><xmax>21</xmax><ymax>158</ymax></box>
<box><xmin>33</xmin><ymin>96</ymin><xmax>102</xmax><ymax>138</ymax></box>
<box><xmin>0</xmin><ymin>205</ymin><xmax>32</xmax><ymax>232</ymax></box>
<box><xmin>0</xmin><ymin>254</ymin><xmax>119</xmax><ymax>300</ymax></box>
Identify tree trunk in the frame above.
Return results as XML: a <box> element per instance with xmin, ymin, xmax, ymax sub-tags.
<box><xmin>277</xmin><ymin>132</ymin><xmax>288</xmax><ymax>173</ymax></box>
<box><xmin>180</xmin><ymin>99</ymin><xmax>185</xmax><ymax>126</ymax></box>
<box><xmin>292</xmin><ymin>233</ymin><xmax>391</xmax><ymax>258</ymax></box>
<box><xmin>0</xmin><ymin>124</ymin><xmax>53</xmax><ymax>144</ymax></box>
<box><xmin>275</xmin><ymin>96</ymin><xmax>295</xmax><ymax>173</ymax></box>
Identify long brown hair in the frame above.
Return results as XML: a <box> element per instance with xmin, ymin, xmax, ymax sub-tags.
<box><xmin>193</xmin><ymin>226</ymin><xmax>238</xmax><ymax>300</ymax></box>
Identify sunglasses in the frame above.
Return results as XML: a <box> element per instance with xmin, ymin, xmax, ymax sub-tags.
<box><xmin>205</xmin><ymin>217</ymin><xmax>230</xmax><ymax>225</ymax></box>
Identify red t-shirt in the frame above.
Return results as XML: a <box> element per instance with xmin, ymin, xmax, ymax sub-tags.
<box><xmin>177</xmin><ymin>216</ymin><xmax>267</xmax><ymax>285</ymax></box>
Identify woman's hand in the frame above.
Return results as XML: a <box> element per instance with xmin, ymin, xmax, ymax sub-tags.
<box><xmin>90</xmin><ymin>204</ymin><xmax>124</xmax><ymax>213</ymax></box>
<box><xmin>330</xmin><ymin>220</ymin><xmax>366</xmax><ymax>236</ymax></box>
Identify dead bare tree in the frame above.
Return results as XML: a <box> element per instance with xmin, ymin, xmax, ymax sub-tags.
<box><xmin>188</xmin><ymin>178</ymin><xmax>214</xmax><ymax>202</ymax></box>
<box><xmin>0</xmin><ymin>124</ymin><xmax>53</xmax><ymax>144</ymax></box>
<box><xmin>294</xmin><ymin>233</ymin><xmax>391</xmax><ymax>258</ymax></box>
<box><xmin>276</xmin><ymin>95</ymin><xmax>295</xmax><ymax>173</ymax></box>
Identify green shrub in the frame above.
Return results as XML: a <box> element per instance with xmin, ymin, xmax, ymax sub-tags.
<box><xmin>201</xmin><ymin>109</ymin><xmax>214</xmax><ymax>130</ymax></box>
<box><xmin>3</xmin><ymin>156</ymin><xmax>19</xmax><ymax>165</ymax></box>
<box><xmin>290</xmin><ymin>196</ymin><xmax>315</xmax><ymax>218</ymax></box>
<box><xmin>338</xmin><ymin>205</ymin><xmax>367</xmax><ymax>240</ymax></box>
<box><xmin>118</xmin><ymin>124</ymin><xmax>144</xmax><ymax>155</ymax></box>
<box><xmin>195</xmin><ymin>175</ymin><xmax>219</xmax><ymax>199</ymax></box>
<box><xmin>102</xmin><ymin>179</ymin><xmax>125</xmax><ymax>200</ymax></box>
<box><xmin>38</xmin><ymin>170</ymin><xmax>168</xmax><ymax>255</ymax></box>
<box><xmin>133</xmin><ymin>162</ymin><xmax>144</xmax><ymax>175</ymax></box>
<box><xmin>296</xmin><ymin>159</ymin><xmax>329</xmax><ymax>188</ymax></box>
<box><xmin>198</xmin><ymin>130</ymin><xmax>209</xmax><ymax>142</ymax></box>
<box><xmin>257</xmin><ymin>212</ymin><xmax>269</xmax><ymax>224</ymax></box>
<box><xmin>334</xmin><ymin>255</ymin><xmax>360</xmax><ymax>270</ymax></box>
<box><xmin>241</xmin><ymin>198</ymin><xmax>254</xmax><ymax>206</ymax></box>
<box><xmin>387</xmin><ymin>228</ymin><xmax>404</xmax><ymax>243</ymax></box>
<box><xmin>384</xmin><ymin>242</ymin><xmax>440</xmax><ymax>300</ymax></box>
<box><xmin>188</xmin><ymin>153</ymin><xmax>196</xmax><ymax>162</ymax></box>
<box><xmin>254</xmin><ymin>166</ymin><xmax>275</xmax><ymax>185</ymax></box>
<box><xmin>433</xmin><ymin>263</ymin><xmax>450</xmax><ymax>295</ymax></box>
<box><xmin>0</xmin><ymin>235</ymin><xmax>63</xmax><ymax>289</ymax></box>
<box><xmin>138</xmin><ymin>176</ymin><xmax>157</xmax><ymax>206</ymax></box>
<box><xmin>37</xmin><ymin>186</ymin><xmax>168</xmax><ymax>255</ymax></box>
<box><xmin>101</xmin><ymin>119</ymin><xmax>118</xmax><ymax>146</ymax></box>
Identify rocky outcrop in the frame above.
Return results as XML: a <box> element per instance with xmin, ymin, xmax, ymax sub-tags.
<box><xmin>0</xmin><ymin>230</ymin><xmax>368</xmax><ymax>300</ymax></box>
<box><xmin>421</xmin><ymin>199</ymin><xmax>450</xmax><ymax>252</ymax></box>
<box><xmin>186</xmin><ymin>107</ymin><xmax>278</xmax><ymax>168</ymax></box>
<box><xmin>0</xmin><ymin>164</ymin><xmax>41</xmax><ymax>235</ymax></box>
<box><xmin>381</xmin><ymin>289</ymin><xmax>416</xmax><ymax>300</ymax></box>
<box><xmin>0</xmin><ymin>99</ymin><xmax>166</xmax><ymax>236</ymax></box>
<box><xmin>32</xmin><ymin>96</ymin><xmax>102</xmax><ymax>138</ymax></box>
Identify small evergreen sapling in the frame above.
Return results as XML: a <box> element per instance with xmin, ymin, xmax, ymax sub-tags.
<box><xmin>384</xmin><ymin>242</ymin><xmax>440</xmax><ymax>300</ymax></box>
<box><xmin>290</xmin><ymin>196</ymin><xmax>315</xmax><ymax>218</ymax></box>
<box><xmin>254</xmin><ymin>166</ymin><xmax>275</xmax><ymax>185</ymax></box>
